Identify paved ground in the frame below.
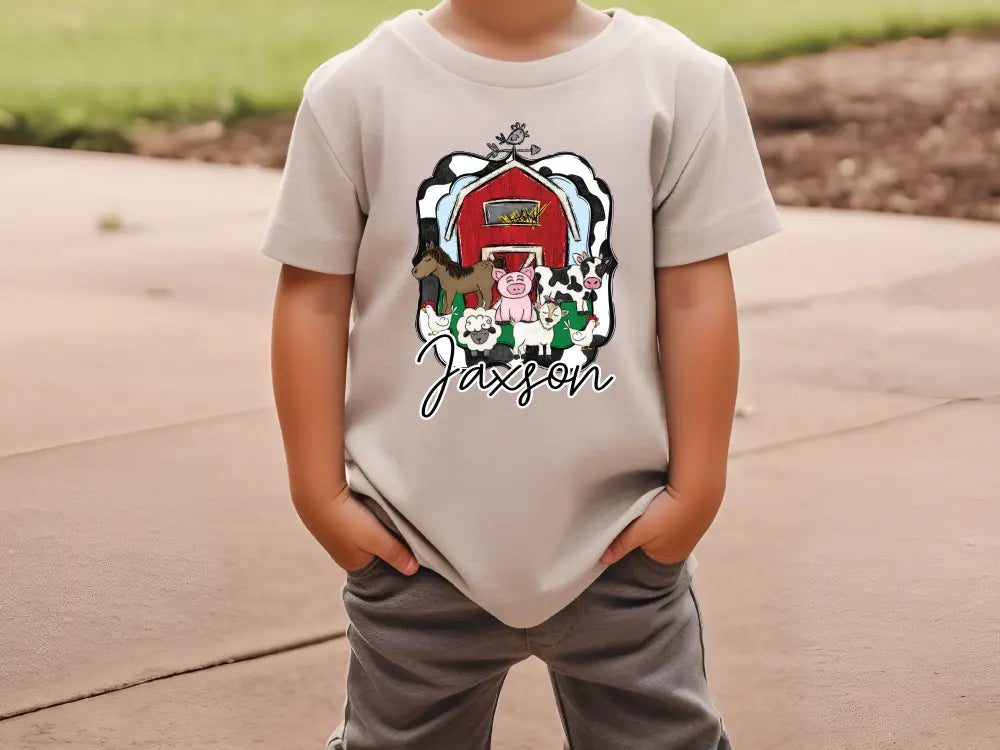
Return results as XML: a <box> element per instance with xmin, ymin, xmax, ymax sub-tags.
<box><xmin>1</xmin><ymin>146</ymin><xmax>998</xmax><ymax>749</ymax></box>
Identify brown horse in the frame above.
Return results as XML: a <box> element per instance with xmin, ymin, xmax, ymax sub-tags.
<box><xmin>411</xmin><ymin>244</ymin><xmax>495</xmax><ymax>314</ymax></box>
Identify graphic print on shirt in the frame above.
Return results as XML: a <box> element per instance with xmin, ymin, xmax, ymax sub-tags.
<box><xmin>412</xmin><ymin>123</ymin><xmax>617</xmax><ymax>416</ymax></box>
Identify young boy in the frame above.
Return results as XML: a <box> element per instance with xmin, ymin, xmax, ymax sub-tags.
<box><xmin>263</xmin><ymin>1</ymin><xmax>780</xmax><ymax>747</ymax></box>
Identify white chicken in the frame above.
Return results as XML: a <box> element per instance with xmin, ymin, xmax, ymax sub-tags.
<box><xmin>420</xmin><ymin>301</ymin><xmax>454</xmax><ymax>337</ymax></box>
<box><xmin>568</xmin><ymin>314</ymin><xmax>599</xmax><ymax>350</ymax></box>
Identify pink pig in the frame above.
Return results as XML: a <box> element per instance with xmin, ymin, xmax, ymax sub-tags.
<box><xmin>491</xmin><ymin>257</ymin><xmax>537</xmax><ymax>323</ymax></box>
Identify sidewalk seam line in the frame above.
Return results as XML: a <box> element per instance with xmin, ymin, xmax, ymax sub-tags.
<box><xmin>0</xmin><ymin>406</ymin><xmax>273</xmax><ymax>462</ymax></box>
<box><xmin>731</xmin><ymin>395</ymin><xmax>995</xmax><ymax>459</ymax></box>
<box><xmin>0</xmin><ymin>630</ymin><xmax>346</xmax><ymax>722</ymax></box>
<box><xmin>738</xmin><ymin>254</ymin><xmax>1000</xmax><ymax>316</ymax></box>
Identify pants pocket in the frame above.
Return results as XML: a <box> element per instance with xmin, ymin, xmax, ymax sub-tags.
<box><xmin>615</xmin><ymin>548</ymin><xmax>689</xmax><ymax>596</ymax></box>
<box><xmin>345</xmin><ymin>555</ymin><xmax>384</xmax><ymax>579</ymax></box>
<box><xmin>635</xmin><ymin>546</ymin><xmax>687</xmax><ymax>572</ymax></box>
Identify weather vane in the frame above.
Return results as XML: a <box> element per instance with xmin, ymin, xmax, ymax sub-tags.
<box><xmin>486</xmin><ymin>122</ymin><xmax>542</xmax><ymax>160</ymax></box>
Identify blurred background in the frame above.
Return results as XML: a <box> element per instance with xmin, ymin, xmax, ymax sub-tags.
<box><xmin>1</xmin><ymin>2</ymin><xmax>998</xmax><ymax>749</ymax></box>
<box><xmin>3</xmin><ymin>0</ymin><xmax>998</xmax><ymax>218</ymax></box>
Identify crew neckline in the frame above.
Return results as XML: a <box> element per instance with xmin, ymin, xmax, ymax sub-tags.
<box><xmin>392</xmin><ymin>7</ymin><xmax>639</xmax><ymax>88</ymax></box>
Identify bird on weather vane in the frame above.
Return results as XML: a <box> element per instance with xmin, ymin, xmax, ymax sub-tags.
<box><xmin>486</xmin><ymin>122</ymin><xmax>542</xmax><ymax>160</ymax></box>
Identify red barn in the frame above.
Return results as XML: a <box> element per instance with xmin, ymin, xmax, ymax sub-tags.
<box><xmin>444</xmin><ymin>161</ymin><xmax>581</xmax><ymax>307</ymax></box>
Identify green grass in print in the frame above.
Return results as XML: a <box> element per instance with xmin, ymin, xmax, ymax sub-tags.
<box><xmin>442</xmin><ymin>292</ymin><xmax>593</xmax><ymax>353</ymax></box>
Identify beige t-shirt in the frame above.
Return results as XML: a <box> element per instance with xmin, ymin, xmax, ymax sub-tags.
<box><xmin>261</xmin><ymin>8</ymin><xmax>781</xmax><ymax>628</ymax></box>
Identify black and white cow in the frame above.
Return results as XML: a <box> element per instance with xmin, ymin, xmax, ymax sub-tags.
<box><xmin>534</xmin><ymin>253</ymin><xmax>612</xmax><ymax>313</ymax></box>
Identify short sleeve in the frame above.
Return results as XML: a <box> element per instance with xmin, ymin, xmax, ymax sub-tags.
<box><xmin>653</xmin><ymin>64</ymin><xmax>782</xmax><ymax>267</ymax></box>
<box><xmin>260</xmin><ymin>98</ymin><xmax>365</xmax><ymax>275</ymax></box>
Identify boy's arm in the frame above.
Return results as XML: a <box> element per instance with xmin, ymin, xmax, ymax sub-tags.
<box><xmin>601</xmin><ymin>253</ymin><xmax>739</xmax><ymax>564</ymax></box>
<box><xmin>271</xmin><ymin>264</ymin><xmax>418</xmax><ymax>575</ymax></box>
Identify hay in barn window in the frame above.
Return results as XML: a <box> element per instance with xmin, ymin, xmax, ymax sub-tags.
<box><xmin>498</xmin><ymin>202</ymin><xmax>549</xmax><ymax>225</ymax></box>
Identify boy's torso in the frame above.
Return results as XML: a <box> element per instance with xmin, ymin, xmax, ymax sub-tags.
<box><xmin>278</xmin><ymin>9</ymin><xmax>731</xmax><ymax>626</ymax></box>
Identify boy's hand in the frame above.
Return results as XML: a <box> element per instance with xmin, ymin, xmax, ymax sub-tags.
<box><xmin>305</xmin><ymin>486</ymin><xmax>420</xmax><ymax>576</ymax></box>
<box><xmin>600</xmin><ymin>257</ymin><xmax>738</xmax><ymax>567</ymax></box>
<box><xmin>271</xmin><ymin>267</ymin><xmax>419</xmax><ymax>578</ymax></box>
<box><xmin>600</xmin><ymin>486</ymin><xmax>711</xmax><ymax>565</ymax></box>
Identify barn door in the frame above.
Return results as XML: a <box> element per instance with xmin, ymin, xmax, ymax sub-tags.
<box><xmin>482</xmin><ymin>245</ymin><xmax>543</xmax><ymax>307</ymax></box>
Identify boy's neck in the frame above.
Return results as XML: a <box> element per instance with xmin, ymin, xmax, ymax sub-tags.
<box><xmin>425</xmin><ymin>1</ymin><xmax>611</xmax><ymax>61</ymax></box>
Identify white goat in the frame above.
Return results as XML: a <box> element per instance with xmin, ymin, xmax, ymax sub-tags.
<box><xmin>512</xmin><ymin>299</ymin><xmax>567</xmax><ymax>357</ymax></box>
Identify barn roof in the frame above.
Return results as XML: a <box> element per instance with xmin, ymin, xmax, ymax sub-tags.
<box><xmin>444</xmin><ymin>160</ymin><xmax>581</xmax><ymax>242</ymax></box>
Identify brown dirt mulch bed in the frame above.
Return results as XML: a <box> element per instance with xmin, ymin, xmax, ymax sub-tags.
<box><xmin>134</xmin><ymin>33</ymin><xmax>1000</xmax><ymax>222</ymax></box>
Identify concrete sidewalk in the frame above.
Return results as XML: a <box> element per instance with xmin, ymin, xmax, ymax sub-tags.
<box><xmin>1</xmin><ymin>146</ymin><xmax>998</xmax><ymax>749</ymax></box>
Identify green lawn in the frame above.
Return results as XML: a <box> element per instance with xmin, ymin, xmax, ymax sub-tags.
<box><xmin>2</xmin><ymin>0</ymin><xmax>998</xmax><ymax>147</ymax></box>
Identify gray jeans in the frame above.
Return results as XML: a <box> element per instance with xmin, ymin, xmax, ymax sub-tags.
<box><xmin>327</xmin><ymin>528</ymin><xmax>730</xmax><ymax>749</ymax></box>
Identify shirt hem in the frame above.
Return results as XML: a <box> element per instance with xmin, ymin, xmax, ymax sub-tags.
<box><xmin>261</xmin><ymin>238</ymin><xmax>358</xmax><ymax>276</ymax></box>
<box><xmin>654</xmin><ymin>200</ymin><xmax>783</xmax><ymax>268</ymax></box>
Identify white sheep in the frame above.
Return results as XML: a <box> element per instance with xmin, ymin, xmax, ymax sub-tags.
<box><xmin>456</xmin><ymin>307</ymin><xmax>502</xmax><ymax>353</ymax></box>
